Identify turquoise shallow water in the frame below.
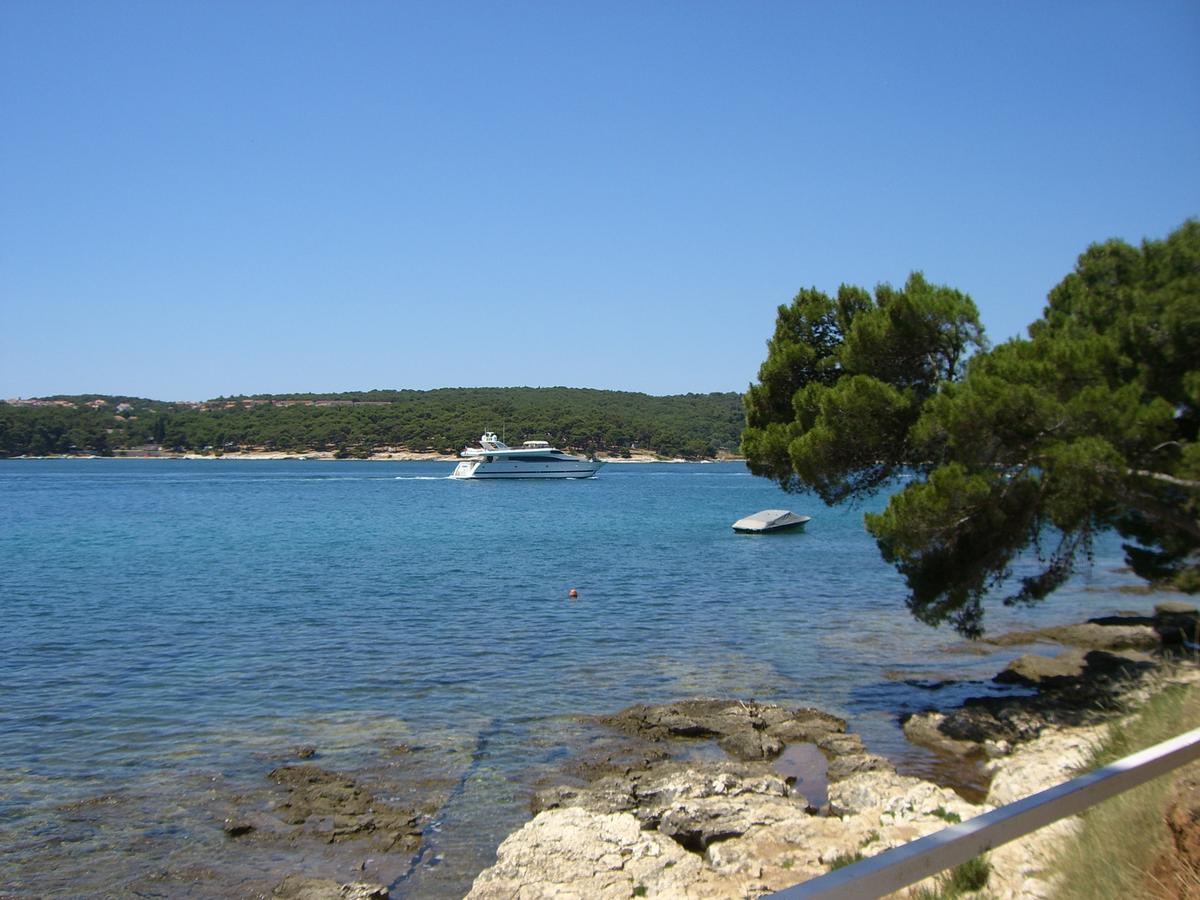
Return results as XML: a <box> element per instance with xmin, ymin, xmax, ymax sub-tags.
<box><xmin>0</xmin><ymin>460</ymin><xmax>1170</xmax><ymax>896</ymax></box>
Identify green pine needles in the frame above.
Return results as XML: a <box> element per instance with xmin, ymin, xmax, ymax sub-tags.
<box><xmin>744</xmin><ymin>221</ymin><xmax>1200</xmax><ymax>634</ymax></box>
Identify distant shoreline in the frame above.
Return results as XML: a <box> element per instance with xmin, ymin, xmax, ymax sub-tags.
<box><xmin>1</xmin><ymin>390</ymin><xmax>745</xmax><ymax>464</ymax></box>
<box><xmin>3</xmin><ymin>451</ymin><xmax>744</xmax><ymax>464</ymax></box>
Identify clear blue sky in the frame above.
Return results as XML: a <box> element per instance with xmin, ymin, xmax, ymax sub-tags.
<box><xmin>2</xmin><ymin>1</ymin><xmax>1197</xmax><ymax>400</ymax></box>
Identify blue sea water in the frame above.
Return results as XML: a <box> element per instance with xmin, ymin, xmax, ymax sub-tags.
<box><xmin>0</xmin><ymin>460</ymin><xmax>1172</xmax><ymax>897</ymax></box>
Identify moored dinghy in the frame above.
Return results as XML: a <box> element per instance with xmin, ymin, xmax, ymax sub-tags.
<box><xmin>731</xmin><ymin>509</ymin><xmax>811</xmax><ymax>533</ymax></box>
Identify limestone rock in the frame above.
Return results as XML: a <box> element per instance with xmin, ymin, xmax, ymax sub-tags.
<box><xmin>824</xmin><ymin>752</ymin><xmax>894</xmax><ymax>782</ymax></box>
<box><xmin>656</xmin><ymin>792</ymin><xmax>802</xmax><ymax>853</ymax></box>
<box><xmin>472</xmin><ymin>642</ymin><xmax>1191</xmax><ymax>899</ymax></box>
<box><xmin>902</xmin><ymin>711</ymin><xmax>984</xmax><ymax>757</ymax></box>
<box><xmin>827</xmin><ymin>769</ymin><xmax>977</xmax><ymax>823</ymax></box>
<box><xmin>701</xmin><ymin>809</ymin><xmax>866</xmax><ymax>883</ymax></box>
<box><xmin>814</xmin><ymin>732</ymin><xmax>865</xmax><ymax>757</ymax></box>
<box><xmin>1155</xmin><ymin>601</ymin><xmax>1198</xmax><ymax>615</ymax></box>
<box><xmin>987</xmin><ymin>622</ymin><xmax>1160</xmax><ymax>651</ymax></box>
<box><xmin>982</xmin><ymin>726</ymin><xmax>1102</xmax><ymax>899</ymax></box>
<box><xmin>596</xmin><ymin>699</ymin><xmax>846</xmax><ymax>761</ymax></box>
<box><xmin>993</xmin><ymin>649</ymin><xmax>1088</xmax><ymax>685</ymax></box>
<box><xmin>467</xmin><ymin>797</ymin><xmax>871</xmax><ymax>898</ymax></box>
<box><xmin>465</xmin><ymin>807</ymin><xmax>704</xmax><ymax>899</ymax></box>
<box><xmin>984</xmin><ymin>726</ymin><xmax>1100</xmax><ymax>808</ymax></box>
<box><xmin>536</xmin><ymin>761</ymin><xmax>806</xmax><ymax>853</ymax></box>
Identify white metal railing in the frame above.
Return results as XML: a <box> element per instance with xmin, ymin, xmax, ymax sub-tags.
<box><xmin>767</xmin><ymin>725</ymin><xmax>1200</xmax><ymax>900</ymax></box>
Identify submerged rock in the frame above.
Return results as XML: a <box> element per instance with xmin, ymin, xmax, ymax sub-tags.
<box><xmin>272</xmin><ymin>874</ymin><xmax>389</xmax><ymax>899</ymax></box>
<box><xmin>987</xmin><ymin>604</ymin><xmax>1198</xmax><ymax>653</ymax></box>
<box><xmin>267</xmin><ymin>765</ymin><xmax>423</xmax><ymax>852</ymax></box>
<box><xmin>986</xmin><ymin>622</ymin><xmax>1160</xmax><ymax>651</ymax></box>
<box><xmin>222</xmin><ymin>818</ymin><xmax>256</xmax><ymax>838</ymax></box>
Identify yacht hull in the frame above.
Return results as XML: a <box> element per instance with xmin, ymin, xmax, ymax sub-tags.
<box><xmin>452</xmin><ymin>432</ymin><xmax>604</xmax><ymax>479</ymax></box>
<box><xmin>452</xmin><ymin>459</ymin><xmax>602</xmax><ymax>479</ymax></box>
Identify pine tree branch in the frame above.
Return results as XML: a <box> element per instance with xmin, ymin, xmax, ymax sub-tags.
<box><xmin>1128</xmin><ymin>469</ymin><xmax>1200</xmax><ymax>490</ymax></box>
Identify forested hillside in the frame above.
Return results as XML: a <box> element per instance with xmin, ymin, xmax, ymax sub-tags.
<box><xmin>0</xmin><ymin>388</ymin><xmax>744</xmax><ymax>458</ymax></box>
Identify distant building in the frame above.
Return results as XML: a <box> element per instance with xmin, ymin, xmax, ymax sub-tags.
<box><xmin>6</xmin><ymin>398</ymin><xmax>77</xmax><ymax>408</ymax></box>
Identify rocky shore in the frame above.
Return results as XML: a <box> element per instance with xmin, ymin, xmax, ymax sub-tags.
<box><xmin>211</xmin><ymin>602</ymin><xmax>1200</xmax><ymax>899</ymax></box>
<box><xmin>462</xmin><ymin>602</ymin><xmax>1198</xmax><ymax>900</ymax></box>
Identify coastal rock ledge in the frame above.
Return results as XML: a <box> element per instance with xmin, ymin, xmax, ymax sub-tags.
<box><xmin>468</xmin><ymin>656</ymin><xmax>1199</xmax><ymax>898</ymax></box>
<box><xmin>468</xmin><ymin>698</ymin><xmax>983</xmax><ymax>899</ymax></box>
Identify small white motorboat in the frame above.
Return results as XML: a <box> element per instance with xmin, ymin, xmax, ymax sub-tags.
<box><xmin>731</xmin><ymin>509</ymin><xmax>811</xmax><ymax>533</ymax></box>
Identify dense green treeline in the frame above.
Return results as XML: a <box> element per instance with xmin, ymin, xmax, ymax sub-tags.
<box><xmin>0</xmin><ymin>388</ymin><xmax>745</xmax><ymax>458</ymax></box>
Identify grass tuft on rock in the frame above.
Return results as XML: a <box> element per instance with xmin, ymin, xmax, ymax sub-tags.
<box><xmin>908</xmin><ymin>854</ymin><xmax>990</xmax><ymax>899</ymax></box>
<box><xmin>931</xmin><ymin>806</ymin><xmax>962</xmax><ymax>824</ymax></box>
<box><xmin>943</xmin><ymin>855</ymin><xmax>990</xmax><ymax>893</ymax></box>
<box><xmin>828</xmin><ymin>849</ymin><xmax>865</xmax><ymax>870</ymax></box>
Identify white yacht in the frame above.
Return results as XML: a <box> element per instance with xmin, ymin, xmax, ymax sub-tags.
<box><xmin>451</xmin><ymin>432</ymin><xmax>603</xmax><ymax>479</ymax></box>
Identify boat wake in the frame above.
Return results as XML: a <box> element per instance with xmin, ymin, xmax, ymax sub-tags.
<box><xmin>394</xmin><ymin>476</ymin><xmax>452</xmax><ymax>481</ymax></box>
